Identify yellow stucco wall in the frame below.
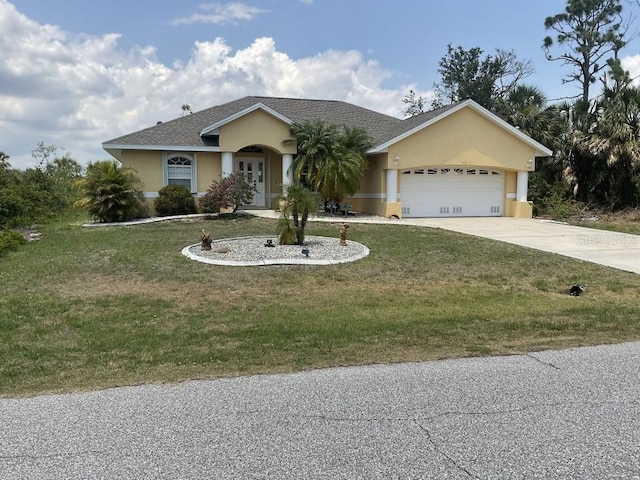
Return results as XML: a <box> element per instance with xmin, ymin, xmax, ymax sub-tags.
<box><xmin>219</xmin><ymin>110</ymin><xmax>296</xmax><ymax>154</ymax></box>
<box><xmin>269</xmin><ymin>153</ymin><xmax>284</xmax><ymax>198</ymax></box>
<box><xmin>119</xmin><ymin>150</ymin><xmax>222</xmax><ymax>194</ymax></box>
<box><xmin>121</xmin><ymin>150</ymin><xmax>163</xmax><ymax>192</ymax></box>
<box><xmin>359</xmin><ymin>154</ymin><xmax>386</xmax><ymax>193</ymax></box>
<box><xmin>197</xmin><ymin>152</ymin><xmax>221</xmax><ymax>192</ymax></box>
<box><xmin>504</xmin><ymin>171</ymin><xmax>517</xmax><ymax>216</ymax></box>
<box><xmin>388</xmin><ymin>108</ymin><xmax>537</xmax><ymax>172</ymax></box>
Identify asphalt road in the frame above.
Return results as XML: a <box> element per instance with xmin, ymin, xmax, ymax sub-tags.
<box><xmin>1</xmin><ymin>342</ymin><xmax>639</xmax><ymax>479</ymax></box>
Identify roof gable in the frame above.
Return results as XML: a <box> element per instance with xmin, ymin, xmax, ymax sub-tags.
<box><xmin>371</xmin><ymin>100</ymin><xmax>553</xmax><ymax>157</ymax></box>
<box><xmin>200</xmin><ymin>102</ymin><xmax>293</xmax><ymax>136</ymax></box>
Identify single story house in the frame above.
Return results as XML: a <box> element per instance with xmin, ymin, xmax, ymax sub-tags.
<box><xmin>102</xmin><ymin>96</ymin><xmax>552</xmax><ymax>218</ymax></box>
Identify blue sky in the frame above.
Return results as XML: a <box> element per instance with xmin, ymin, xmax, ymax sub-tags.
<box><xmin>2</xmin><ymin>0</ymin><xmax>640</xmax><ymax>168</ymax></box>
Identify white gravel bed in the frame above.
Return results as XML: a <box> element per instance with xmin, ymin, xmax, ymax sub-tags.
<box><xmin>182</xmin><ymin>235</ymin><xmax>370</xmax><ymax>266</ymax></box>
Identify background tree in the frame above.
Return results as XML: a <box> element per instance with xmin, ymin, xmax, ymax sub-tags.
<box><xmin>31</xmin><ymin>142</ymin><xmax>59</xmax><ymax>169</ymax></box>
<box><xmin>496</xmin><ymin>85</ymin><xmax>567</xmax><ymax>149</ymax></box>
<box><xmin>402</xmin><ymin>90</ymin><xmax>427</xmax><ymax>117</ymax></box>
<box><xmin>432</xmin><ymin>44</ymin><xmax>533</xmax><ymax>109</ymax></box>
<box><xmin>0</xmin><ymin>146</ymin><xmax>84</xmax><ymax>227</ymax></box>
<box><xmin>543</xmin><ymin>0</ymin><xmax>627</xmax><ymax>103</ymax></box>
<box><xmin>0</xmin><ymin>151</ymin><xmax>11</xmax><ymax>188</ymax></box>
<box><xmin>44</xmin><ymin>154</ymin><xmax>83</xmax><ymax>210</ymax></box>
<box><xmin>577</xmin><ymin>85</ymin><xmax>640</xmax><ymax>207</ymax></box>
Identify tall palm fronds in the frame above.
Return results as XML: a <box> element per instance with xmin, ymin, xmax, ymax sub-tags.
<box><xmin>498</xmin><ymin>85</ymin><xmax>566</xmax><ymax>149</ymax></box>
<box><xmin>575</xmin><ymin>86</ymin><xmax>640</xmax><ymax>207</ymax></box>
<box><xmin>286</xmin><ymin>120</ymin><xmax>372</xmax><ymax>206</ymax></box>
<box><xmin>287</xmin><ymin>120</ymin><xmax>340</xmax><ymax>182</ymax></box>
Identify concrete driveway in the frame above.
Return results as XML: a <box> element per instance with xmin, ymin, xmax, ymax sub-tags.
<box><xmin>1</xmin><ymin>342</ymin><xmax>639</xmax><ymax>479</ymax></box>
<box><xmin>398</xmin><ymin>217</ymin><xmax>640</xmax><ymax>275</ymax></box>
<box><xmin>244</xmin><ymin>211</ymin><xmax>640</xmax><ymax>275</ymax></box>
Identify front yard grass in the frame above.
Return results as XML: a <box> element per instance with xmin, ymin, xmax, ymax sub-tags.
<box><xmin>1</xmin><ymin>214</ymin><xmax>639</xmax><ymax>397</ymax></box>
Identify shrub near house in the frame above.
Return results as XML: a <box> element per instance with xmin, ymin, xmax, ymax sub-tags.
<box><xmin>199</xmin><ymin>173</ymin><xmax>256</xmax><ymax>214</ymax></box>
<box><xmin>75</xmin><ymin>161</ymin><xmax>148</xmax><ymax>223</ymax></box>
<box><xmin>154</xmin><ymin>185</ymin><xmax>197</xmax><ymax>217</ymax></box>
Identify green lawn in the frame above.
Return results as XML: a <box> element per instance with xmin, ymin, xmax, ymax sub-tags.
<box><xmin>1</xmin><ymin>213</ymin><xmax>639</xmax><ymax>397</ymax></box>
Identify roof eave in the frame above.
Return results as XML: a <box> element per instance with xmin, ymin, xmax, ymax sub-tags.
<box><xmin>102</xmin><ymin>143</ymin><xmax>221</xmax><ymax>152</ymax></box>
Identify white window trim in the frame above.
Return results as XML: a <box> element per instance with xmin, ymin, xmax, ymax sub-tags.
<box><xmin>163</xmin><ymin>152</ymin><xmax>197</xmax><ymax>194</ymax></box>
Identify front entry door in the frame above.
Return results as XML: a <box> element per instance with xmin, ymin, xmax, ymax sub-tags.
<box><xmin>235</xmin><ymin>158</ymin><xmax>265</xmax><ymax>207</ymax></box>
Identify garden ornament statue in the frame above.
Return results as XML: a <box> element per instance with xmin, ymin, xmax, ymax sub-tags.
<box><xmin>339</xmin><ymin>223</ymin><xmax>349</xmax><ymax>246</ymax></box>
<box><xmin>201</xmin><ymin>229</ymin><xmax>212</xmax><ymax>251</ymax></box>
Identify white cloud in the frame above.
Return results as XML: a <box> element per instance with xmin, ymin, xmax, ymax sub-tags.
<box><xmin>0</xmin><ymin>0</ymin><xmax>432</xmax><ymax>169</ymax></box>
<box><xmin>299</xmin><ymin>0</ymin><xmax>314</xmax><ymax>4</ymax></box>
<box><xmin>622</xmin><ymin>54</ymin><xmax>640</xmax><ymax>85</ymax></box>
<box><xmin>172</xmin><ymin>2</ymin><xmax>267</xmax><ymax>26</ymax></box>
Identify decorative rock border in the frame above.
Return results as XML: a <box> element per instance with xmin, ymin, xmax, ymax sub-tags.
<box><xmin>181</xmin><ymin>235</ymin><xmax>370</xmax><ymax>266</ymax></box>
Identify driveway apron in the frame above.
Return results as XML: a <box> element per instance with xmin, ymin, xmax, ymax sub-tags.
<box><xmin>398</xmin><ymin>218</ymin><xmax>640</xmax><ymax>275</ymax></box>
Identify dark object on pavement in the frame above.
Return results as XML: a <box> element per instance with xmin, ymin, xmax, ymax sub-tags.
<box><xmin>301</xmin><ymin>247</ymin><xmax>310</xmax><ymax>257</ymax></box>
<box><xmin>264</xmin><ymin>239</ymin><xmax>275</xmax><ymax>247</ymax></box>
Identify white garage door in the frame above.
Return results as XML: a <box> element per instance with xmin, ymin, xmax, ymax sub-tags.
<box><xmin>400</xmin><ymin>167</ymin><xmax>504</xmax><ymax>217</ymax></box>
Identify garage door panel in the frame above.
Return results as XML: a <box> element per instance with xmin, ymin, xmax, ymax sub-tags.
<box><xmin>400</xmin><ymin>167</ymin><xmax>503</xmax><ymax>217</ymax></box>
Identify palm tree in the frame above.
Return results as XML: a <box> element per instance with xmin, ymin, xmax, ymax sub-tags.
<box><xmin>75</xmin><ymin>161</ymin><xmax>147</xmax><ymax>222</ymax></box>
<box><xmin>580</xmin><ymin>86</ymin><xmax>640</xmax><ymax>207</ymax></box>
<box><xmin>286</xmin><ymin>120</ymin><xmax>372</xmax><ymax>209</ymax></box>
<box><xmin>498</xmin><ymin>85</ymin><xmax>565</xmax><ymax>149</ymax></box>
<box><xmin>278</xmin><ymin>184</ymin><xmax>318</xmax><ymax>245</ymax></box>
<box><xmin>313</xmin><ymin>146</ymin><xmax>367</xmax><ymax>206</ymax></box>
<box><xmin>288</xmin><ymin>119</ymin><xmax>340</xmax><ymax>184</ymax></box>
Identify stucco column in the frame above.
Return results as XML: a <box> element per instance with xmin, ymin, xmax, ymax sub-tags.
<box><xmin>282</xmin><ymin>154</ymin><xmax>293</xmax><ymax>187</ymax></box>
<box><xmin>386</xmin><ymin>169</ymin><xmax>398</xmax><ymax>203</ymax></box>
<box><xmin>221</xmin><ymin>152</ymin><xmax>233</xmax><ymax>178</ymax></box>
<box><xmin>516</xmin><ymin>171</ymin><xmax>529</xmax><ymax>202</ymax></box>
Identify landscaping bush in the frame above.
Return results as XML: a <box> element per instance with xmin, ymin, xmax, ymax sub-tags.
<box><xmin>198</xmin><ymin>193</ymin><xmax>220</xmax><ymax>214</ymax></box>
<box><xmin>539</xmin><ymin>192</ymin><xmax>583</xmax><ymax>220</ymax></box>
<box><xmin>154</xmin><ymin>185</ymin><xmax>197</xmax><ymax>217</ymax></box>
<box><xmin>0</xmin><ymin>229</ymin><xmax>26</xmax><ymax>257</ymax></box>
<box><xmin>200</xmin><ymin>173</ymin><xmax>256</xmax><ymax>213</ymax></box>
<box><xmin>75</xmin><ymin>161</ymin><xmax>148</xmax><ymax>223</ymax></box>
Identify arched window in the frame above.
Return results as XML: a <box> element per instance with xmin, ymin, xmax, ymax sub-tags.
<box><xmin>164</xmin><ymin>154</ymin><xmax>197</xmax><ymax>193</ymax></box>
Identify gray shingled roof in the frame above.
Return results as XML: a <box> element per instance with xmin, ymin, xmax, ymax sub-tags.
<box><xmin>103</xmin><ymin>96</ymin><xmax>459</xmax><ymax>150</ymax></box>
